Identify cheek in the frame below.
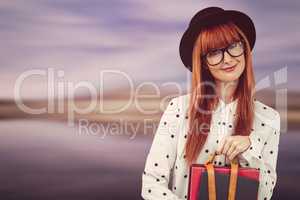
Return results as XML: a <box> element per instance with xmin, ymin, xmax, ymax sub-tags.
<box><xmin>239</xmin><ymin>57</ymin><xmax>246</xmax><ymax>70</ymax></box>
<box><xmin>235</xmin><ymin>62</ymin><xmax>245</xmax><ymax>76</ymax></box>
<box><xmin>236</xmin><ymin>58</ymin><xmax>246</xmax><ymax>76</ymax></box>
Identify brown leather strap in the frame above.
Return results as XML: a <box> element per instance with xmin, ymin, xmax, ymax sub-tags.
<box><xmin>205</xmin><ymin>163</ymin><xmax>216</xmax><ymax>200</ymax></box>
<box><xmin>205</xmin><ymin>154</ymin><xmax>216</xmax><ymax>165</ymax></box>
<box><xmin>205</xmin><ymin>154</ymin><xmax>239</xmax><ymax>200</ymax></box>
<box><xmin>228</xmin><ymin>158</ymin><xmax>238</xmax><ymax>200</ymax></box>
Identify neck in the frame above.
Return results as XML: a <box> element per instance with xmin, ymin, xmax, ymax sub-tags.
<box><xmin>215</xmin><ymin>79</ymin><xmax>238</xmax><ymax>104</ymax></box>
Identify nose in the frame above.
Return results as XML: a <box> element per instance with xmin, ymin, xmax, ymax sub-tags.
<box><xmin>223</xmin><ymin>51</ymin><xmax>234</xmax><ymax>64</ymax></box>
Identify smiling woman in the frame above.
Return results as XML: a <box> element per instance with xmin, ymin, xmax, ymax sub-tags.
<box><xmin>185</xmin><ymin>18</ymin><xmax>256</xmax><ymax>168</ymax></box>
<box><xmin>141</xmin><ymin>6</ymin><xmax>281</xmax><ymax>200</ymax></box>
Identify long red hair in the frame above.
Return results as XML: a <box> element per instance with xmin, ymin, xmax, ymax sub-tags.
<box><xmin>184</xmin><ymin>21</ymin><xmax>256</xmax><ymax>166</ymax></box>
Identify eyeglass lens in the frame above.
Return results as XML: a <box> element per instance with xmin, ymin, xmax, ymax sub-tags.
<box><xmin>205</xmin><ymin>41</ymin><xmax>244</xmax><ymax>66</ymax></box>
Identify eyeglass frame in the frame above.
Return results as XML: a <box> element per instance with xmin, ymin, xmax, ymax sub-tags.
<box><xmin>201</xmin><ymin>39</ymin><xmax>246</xmax><ymax>67</ymax></box>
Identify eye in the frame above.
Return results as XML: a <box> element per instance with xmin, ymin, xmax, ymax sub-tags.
<box><xmin>229</xmin><ymin>41</ymin><xmax>243</xmax><ymax>50</ymax></box>
<box><xmin>207</xmin><ymin>49</ymin><xmax>221</xmax><ymax>57</ymax></box>
<box><xmin>228</xmin><ymin>42</ymin><xmax>238</xmax><ymax>49</ymax></box>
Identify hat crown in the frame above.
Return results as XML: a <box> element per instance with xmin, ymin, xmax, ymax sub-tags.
<box><xmin>189</xmin><ymin>7</ymin><xmax>224</xmax><ymax>27</ymax></box>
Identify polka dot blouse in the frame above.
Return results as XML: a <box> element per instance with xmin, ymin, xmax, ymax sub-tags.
<box><xmin>141</xmin><ymin>93</ymin><xmax>281</xmax><ymax>200</ymax></box>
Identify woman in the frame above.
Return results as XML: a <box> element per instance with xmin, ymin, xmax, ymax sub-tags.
<box><xmin>141</xmin><ymin>7</ymin><xmax>280</xmax><ymax>200</ymax></box>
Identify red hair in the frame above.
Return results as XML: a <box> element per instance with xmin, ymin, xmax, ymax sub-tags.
<box><xmin>184</xmin><ymin>21</ymin><xmax>256</xmax><ymax>166</ymax></box>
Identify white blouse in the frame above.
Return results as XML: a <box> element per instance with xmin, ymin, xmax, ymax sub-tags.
<box><xmin>141</xmin><ymin>93</ymin><xmax>281</xmax><ymax>200</ymax></box>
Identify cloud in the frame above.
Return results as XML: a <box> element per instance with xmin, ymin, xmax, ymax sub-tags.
<box><xmin>0</xmin><ymin>0</ymin><xmax>299</xmax><ymax>99</ymax></box>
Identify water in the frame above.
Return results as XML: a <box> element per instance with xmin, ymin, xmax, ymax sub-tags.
<box><xmin>0</xmin><ymin>120</ymin><xmax>298</xmax><ymax>199</ymax></box>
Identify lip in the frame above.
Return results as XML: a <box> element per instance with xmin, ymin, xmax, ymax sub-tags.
<box><xmin>222</xmin><ymin>64</ymin><xmax>237</xmax><ymax>72</ymax></box>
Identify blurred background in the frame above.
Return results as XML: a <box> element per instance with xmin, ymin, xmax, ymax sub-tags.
<box><xmin>0</xmin><ymin>0</ymin><xmax>299</xmax><ymax>199</ymax></box>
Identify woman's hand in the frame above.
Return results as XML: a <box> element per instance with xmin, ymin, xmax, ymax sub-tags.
<box><xmin>216</xmin><ymin>135</ymin><xmax>251</xmax><ymax>161</ymax></box>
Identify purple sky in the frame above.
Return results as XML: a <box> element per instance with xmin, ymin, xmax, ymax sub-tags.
<box><xmin>0</xmin><ymin>0</ymin><xmax>299</xmax><ymax>99</ymax></box>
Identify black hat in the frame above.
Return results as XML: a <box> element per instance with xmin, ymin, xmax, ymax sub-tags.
<box><xmin>179</xmin><ymin>7</ymin><xmax>256</xmax><ymax>72</ymax></box>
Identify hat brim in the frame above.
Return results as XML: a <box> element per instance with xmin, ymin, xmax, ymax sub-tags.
<box><xmin>179</xmin><ymin>10</ymin><xmax>256</xmax><ymax>72</ymax></box>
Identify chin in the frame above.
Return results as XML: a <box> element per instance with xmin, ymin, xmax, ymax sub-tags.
<box><xmin>214</xmin><ymin>72</ymin><xmax>241</xmax><ymax>82</ymax></box>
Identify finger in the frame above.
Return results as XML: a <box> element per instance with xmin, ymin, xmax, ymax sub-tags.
<box><xmin>235</xmin><ymin>137</ymin><xmax>249</xmax><ymax>154</ymax></box>
<box><xmin>241</xmin><ymin>137</ymin><xmax>251</xmax><ymax>153</ymax></box>
<box><xmin>222</xmin><ymin>137</ymin><xmax>232</xmax><ymax>155</ymax></box>
<box><xmin>239</xmin><ymin>143</ymin><xmax>248</xmax><ymax>153</ymax></box>
<box><xmin>216</xmin><ymin>137</ymin><xmax>226</xmax><ymax>154</ymax></box>
<box><xmin>228</xmin><ymin>148</ymin><xmax>240</xmax><ymax>161</ymax></box>
<box><xmin>226</xmin><ymin>142</ymin><xmax>237</xmax><ymax>158</ymax></box>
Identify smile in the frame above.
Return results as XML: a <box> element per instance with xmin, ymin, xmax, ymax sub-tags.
<box><xmin>222</xmin><ymin>64</ymin><xmax>237</xmax><ymax>72</ymax></box>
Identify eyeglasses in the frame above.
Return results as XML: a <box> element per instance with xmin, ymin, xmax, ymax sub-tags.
<box><xmin>201</xmin><ymin>40</ymin><xmax>245</xmax><ymax>67</ymax></box>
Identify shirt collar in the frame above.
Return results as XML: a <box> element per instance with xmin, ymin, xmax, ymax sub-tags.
<box><xmin>215</xmin><ymin>97</ymin><xmax>238</xmax><ymax>114</ymax></box>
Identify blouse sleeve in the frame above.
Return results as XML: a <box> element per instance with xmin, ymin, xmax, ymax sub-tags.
<box><xmin>238</xmin><ymin>111</ymin><xmax>281</xmax><ymax>200</ymax></box>
<box><xmin>141</xmin><ymin>96</ymin><xmax>184</xmax><ymax>200</ymax></box>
